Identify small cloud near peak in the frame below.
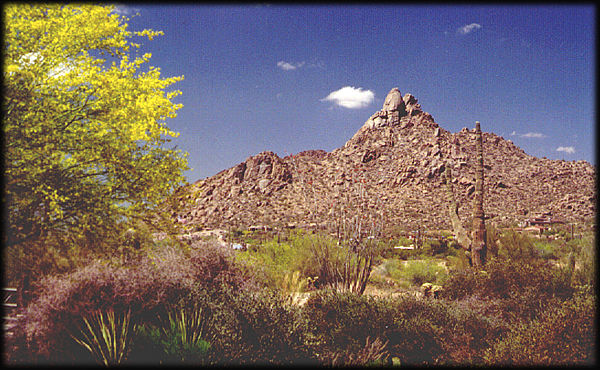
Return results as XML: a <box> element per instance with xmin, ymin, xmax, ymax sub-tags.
<box><xmin>510</xmin><ymin>131</ymin><xmax>547</xmax><ymax>139</ymax></box>
<box><xmin>458</xmin><ymin>23</ymin><xmax>482</xmax><ymax>35</ymax></box>
<box><xmin>557</xmin><ymin>146</ymin><xmax>575</xmax><ymax>154</ymax></box>
<box><xmin>520</xmin><ymin>132</ymin><xmax>547</xmax><ymax>138</ymax></box>
<box><xmin>321</xmin><ymin>86</ymin><xmax>375</xmax><ymax>109</ymax></box>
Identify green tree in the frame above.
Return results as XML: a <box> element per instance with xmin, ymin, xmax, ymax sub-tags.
<box><xmin>3</xmin><ymin>4</ymin><xmax>188</xmax><ymax>289</ymax></box>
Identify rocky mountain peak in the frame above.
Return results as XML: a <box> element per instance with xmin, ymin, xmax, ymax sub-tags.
<box><xmin>171</xmin><ymin>88</ymin><xmax>595</xmax><ymax>233</ymax></box>
<box><xmin>348</xmin><ymin>90</ymin><xmax>437</xmax><ymax>146</ymax></box>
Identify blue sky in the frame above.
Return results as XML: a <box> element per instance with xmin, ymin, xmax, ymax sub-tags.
<box><xmin>113</xmin><ymin>4</ymin><xmax>595</xmax><ymax>182</ymax></box>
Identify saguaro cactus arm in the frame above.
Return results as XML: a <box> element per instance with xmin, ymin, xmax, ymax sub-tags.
<box><xmin>443</xmin><ymin>166</ymin><xmax>472</xmax><ymax>250</ymax></box>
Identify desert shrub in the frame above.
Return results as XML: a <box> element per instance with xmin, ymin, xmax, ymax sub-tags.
<box><xmin>441</xmin><ymin>258</ymin><xmax>575</xmax><ymax>324</ymax></box>
<box><xmin>302</xmin><ymin>290</ymin><xmax>398</xmax><ymax>361</ymax></box>
<box><xmin>496</xmin><ymin>229</ymin><xmax>539</xmax><ymax>261</ymax></box>
<box><xmin>485</xmin><ymin>292</ymin><xmax>596</xmax><ymax>365</ymax></box>
<box><xmin>422</xmin><ymin>239</ymin><xmax>448</xmax><ymax>256</ymax></box>
<box><xmin>446</xmin><ymin>247</ymin><xmax>471</xmax><ymax>271</ymax></box>
<box><xmin>303</xmin><ymin>290</ymin><xmax>504</xmax><ymax>365</ymax></box>
<box><xmin>303</xmin><ymin>291</ymin><xmax>439</xmax><ymax>365</ymax></box>
<box><xmin>236</xmin><ymin>237</ymin><xmax>303</xmax><ymax>289</ymax></box>
<box><xmin>369</xmin><ymin>258</ymin><xmax>405</xmax><ymax>288</ymax></box>
<box><xmin>393</xmin><ymin>294</ymin><xmax>511</xmax><ymax>365</ymax></box>
<box><xmin>398</xmin><ymin>259</ymin><xmax>448</xmax><ymax>287</ymax></box>
<box><xmin>235</xmin><ymin>232</ymin><xmax>335</xmax><ymax>291</ymax></box>
<box><xmin>533</xmin><ymin>240</ymin><xmax>557</xmax><ymax>259</ymax></box>
<box><xmin>288</xmin><ymin>232</ymin><xmax>346</xmax><ymax>288</ymax></box>
<box><xmin>325</xmin><ymin>336</ymin><xmax>390</xmax><ymax>366</ymax></box>
<box><xmin>371</xmin><ymin>258</ymin><xmax>447</xmax><ymax>289</ymax></box>
<box><xmin>443</xmin><ymin>257</ymin><xmax>573</xmax><ymax>299</ymax></box>
<box><xmin>207</xmin><ymin>286</ymin><xmax>314</xmax><ymax>365</ymax></box>
<box><xmin>571</xmin><ymin>235</ymin><xmax>596</xmax><ymax>289</ymax></box>
<box><xmin>9</xmin><ymin>240</ymin><xmax>253</xmax><ymax>364</ymax></box>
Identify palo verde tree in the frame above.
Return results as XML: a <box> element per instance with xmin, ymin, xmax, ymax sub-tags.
<box><xmin>3</xmin><ymin>4</ymin><xmax>188</xmax><ymax>290</ymax></box>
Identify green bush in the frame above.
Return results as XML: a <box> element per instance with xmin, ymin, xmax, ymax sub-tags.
<box><xmin>399</xmin><ymin>259</ymin><xmax>448</xmax><ymax>287</ymax></box>
<box><xmin>422</xmin><ymin>239</ymin><xmax>448</xmax><ymax>256</ymax></box>
<box><xmin>496</xmin><ymin>229</ymin><xmax>539</xmax><ymax>261</ymax></box>
<box><xmin>235</xmin><ymin>232</ymin><xmax>338</xmax><ymax>290</ymax></box>
<box><xmin>533</xmin><ymin>240</ymin><xmax>557</xmax><ymax>259</ymax></box>
<box><xmin>211</xmin><ymin>286</ymin><xmax>314</xmax><ymax>365</ymax></box>
<box><xmin>572</xmin><ymin>235</ymin><xmax>596</xmax><ymax>289</ymax></box>
<box><xmin>485</xmin><ymin>292</ymin><xmax>596</xmax><ymax>365</ymax></box>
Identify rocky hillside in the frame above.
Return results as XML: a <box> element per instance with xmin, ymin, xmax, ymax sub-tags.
<box><xmin>169</xmin><ymin>88</ymin><xmax>596</xmax><ymax>232</ymax></box>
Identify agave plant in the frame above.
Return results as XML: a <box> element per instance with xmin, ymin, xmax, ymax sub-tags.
<box><xmin>164</xmin><ymin>304</ymin><xmax>207</xmax><ymax>348</ymax></box>
<box><xmin>71</xmin><ymin>308</ymin><xmax>134</xmax><ymax>365</ymax></box>
<box><xmin>279</xmin><ymin>270</ymin><xmax>310</xmax><ymax>305</ymax></box>
<box><xmin>157</xmin><ymin>303</ymin><xmax>211</xmax><ymax>363</ymax></box>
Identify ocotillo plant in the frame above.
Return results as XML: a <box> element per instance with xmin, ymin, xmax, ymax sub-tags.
<box><xmin>286</xmin><ymin>152</ymin><xmax>382</xmax><ymax>295</ymax></box>
<box><xmin>443</xmin><ymin>121</ymin><xmax>487</xmax><ymax>267</ymax></box>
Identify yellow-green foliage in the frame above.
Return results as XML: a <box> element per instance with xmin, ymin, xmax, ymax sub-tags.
<box><xmin>236</xmin><ymin>232</ymin><xmax>339</xmax><ymax>290</ymax></box>
<box><xmin>4</xmin><ymin>4</ymin><xmax>188</xmax><ymax>281</ymax></box>
<box><xmin>279</xmin><ymin>270</ymin><xmax>313</xmax><ymax>305</ymax></box>
<box><xmin>373</xmin><ymin>258</ymin><xmax>448</xmax><ymax>289</ymax></box>
<box><xmin>496</xmin><ymin>229</ymin><xmax>539</xmax><ymax>261</ymax></box>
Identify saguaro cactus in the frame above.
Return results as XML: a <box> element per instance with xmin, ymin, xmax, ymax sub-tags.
<box><xmin>444</xmin><ymin>121</ymin><xmax>487</xmax><ymax>267</ymax></box>
<box><xmin>470</xmin><ymin>121</ymin><xmax>487</xmax><ymax>267</ymax></box>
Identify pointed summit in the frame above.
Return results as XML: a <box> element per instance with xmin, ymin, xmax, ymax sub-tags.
<box><xmin>356</xmin><ymin>89</ymin><xmax>435</xmax><ymax>133</ymax></box>
<box><xmin>382</xmin><ymin>87</ymin><xmax>406</xmax><ymax>112</ymax></box>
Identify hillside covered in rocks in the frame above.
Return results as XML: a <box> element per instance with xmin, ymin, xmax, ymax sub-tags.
<box><xmin>168</xmin><ymin>88</ymin><xmax>596</xmax><ymax>232</ymax></box>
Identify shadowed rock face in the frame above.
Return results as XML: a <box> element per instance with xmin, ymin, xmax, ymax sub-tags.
<box><xmin>170</xmin><ymin>90</ymin><xmax>596</xmax><ymax>232</ymax></box>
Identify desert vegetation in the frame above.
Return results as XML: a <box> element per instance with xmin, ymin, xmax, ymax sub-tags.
<box><xmin>4</xmin><ymin>223</ymin><xmax>595</xmax><ymax>365</ymax></box>
<box><xmin>3</xmin><ymin>4</ymin><xmax>595</xmax><ymax>366</ymax></box>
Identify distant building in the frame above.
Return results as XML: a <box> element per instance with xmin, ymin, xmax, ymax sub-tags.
<box><xmin>525</xmin><ymin>215</ymin><xmax>565</xmax><ymax>227</ymax></box>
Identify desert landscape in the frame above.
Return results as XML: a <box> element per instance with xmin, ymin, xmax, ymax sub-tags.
<box><xmin>4</xmin><ymin>4</ymin><xmax>595</xmax><ymax>366</ymax></box>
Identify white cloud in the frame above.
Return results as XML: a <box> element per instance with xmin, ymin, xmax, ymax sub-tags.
<box><xmin>458</xmin><ymin>23</ymin><xmax>482</xmax><ymax>35</ymax></box>
<box><xmin>556</xmin><ymin>146</ymin><xmax>575</xmax><ymax>154</ymax></box>
<box><xmin>520</xmin><ymin>132</ymin><xmax>546</xmax><ymax>138</ymax></box>
<box><xmin>111</xmin><ymin>4</ymin><xmax>140</xmax><ymax>17</ymax></box>
<box><xmin>321</xmin><ymin>86</ymin><xmax>375</xmax><ymax>109</ymax></box>
<box><xmin>277</xmin><ymin>61</ymin><xmax>305</xmax><ymax>71</ymax></box>
<box><xmin>510</xmin><ymin>131</ymin><xmax>547</xmax><ymax>138</ymax></box>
